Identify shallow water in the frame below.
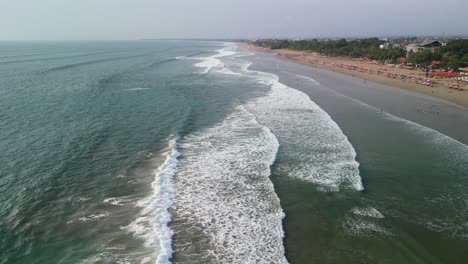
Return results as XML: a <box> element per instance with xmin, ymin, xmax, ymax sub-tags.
<box><xmin>247</xmin><ymin>51</ymin><xmax>468</xmax><ymax>263</ymax></box>
<box><xmin>1</xmin><ymin>41</ymin><xmax>467</xmax><ymax>264</ymax></box>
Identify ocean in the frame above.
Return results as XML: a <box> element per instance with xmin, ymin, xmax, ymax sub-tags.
<box><xmin>0</xmin><ymin>40</ymin><xmax>467</xmax><ymax>264</ymax></box>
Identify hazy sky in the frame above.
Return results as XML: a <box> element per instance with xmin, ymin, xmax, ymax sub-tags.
<box><xmin>1</xmin><ymin>0</ymin><xmax>467</xmax><ymax>40</ymax></box>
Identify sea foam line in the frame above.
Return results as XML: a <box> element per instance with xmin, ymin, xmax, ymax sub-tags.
<box><xmin>192</xmin><ymin>44</ymin><xmax>237</xmax><ymax>74</ymax></box>
<box><xmin>294</xmin><ymin>73</ymin><xmax>468</xmax><ymax>238</ymax></box>
<box><xmin>123</xmin><ymin>139</ymin><xmax>180</xmax><ymax>263</ymax></box>
<box><xmin>237</xmin><ymin>59</ymin><xmax>364</xmax><ymax>192</ymax></box>
<box><xmin>293</xmin><ymin>73</ymin><xmax>468</xmax><ymax>150</ymax></box>
<box><xmin>179</xmin><ymin>44</ymin><xmax>288</xmax><ymax>262</ymax></box>
<box><xmin>153</xmin><ymin>139</ymin><xmax>180</xmax><ymax>264</ymax></box>
<box><xmin>170</xmin><ymin>106</ymin><xmax>288</xmax><ymax>264</ymax></box>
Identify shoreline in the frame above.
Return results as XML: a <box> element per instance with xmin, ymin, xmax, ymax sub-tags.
<box><xmin>240</xmin><ymin>46</ymin><xmax>468</xmax><ymax>263</ymax></box>
<box><xmin>242</xmin><ymin>44</ymin><xmax>468</xmax><ymax>108</ymax></box>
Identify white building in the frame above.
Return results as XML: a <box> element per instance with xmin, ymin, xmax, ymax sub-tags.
<box><xmin>379</xmin><ymin>43</ymin><xmax>401</xmax><ymax>50</ymax></box>
<box><xmin>379</xmin><ymin>43</ymin><xmax>390</xmax><ymax>50</ymax></box>
<box><xmin>405</xmin><ymin>40</ymin><xmax>442</xmax><ymax>53</ymax></box>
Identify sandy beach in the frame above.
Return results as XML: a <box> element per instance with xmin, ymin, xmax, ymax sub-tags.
<box><xmin>243</xmin><ymin>45</ymin><xmax>468</xmax><ymax>144</ymax></box>
<box><xmin>244</xmin><ymin>44</ymin><xmax>468</xmax><ymax>108</ymax></box>
<box><xmin>241</xmin><ymin>47</ymin><xmax>468</xmax><ymax>264</ymax></box>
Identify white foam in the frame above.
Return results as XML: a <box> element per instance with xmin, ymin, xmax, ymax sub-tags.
<box><xmin>425</xmin><ymin>217</ymin><xmax>468</xmax><ymax>240</ymax></box>
<box><xmin>416</xmin><ymin>191</ymin><xmax>468</xmax><ymax>240</ymax></box>
<box><xmin>171</xmin><ymin>106</ymin><xmax>288</xmax><ymax>263</ymax></box>
<box><xmin>193</xmin><ymin>45</ymin><xmax>237</xmax><ymax>74</ymax></box>
<box><xmin>289</xmin><ymin>73</ymin><xmax>321</xmax><ymax>86</ymax></box>
<box><xmin>79</xmin><ymin>252</ymin><xmax>143</xmax><ymax>264</ymax></box>
<box><xmin>77</xmin><ymin>197</ymin><xmax>91</xmax><ymax>202</ymax></box>
<box><xmin>351</xmin><ymin>207</ymin><xmax>385</xmax><ymax>219</ymax></box>
<box><xmin>295</xmin><ymin>73</ymin><xmax>468</xmax><ymax>239</ymax></box>
<box><xmin>103</xmin><ymin>197</ymin><xmax>134</xmax><ymax>206</ymax></box>
<box><xmin>174</xmin><ymin>56</ymin><xmax>186</xmax><ymax>59</ymax></box>
<box><xmin>121</xmin><ymin>140</ymin><xmax>179</xmax><ymax>264</ymax></box>
<box><xmin>209</xmin><ymin>55</ymin><xmax>362</xmax><ymax>191</ymax></box>
<box><xmin>153</xmin><ymin>140</ymin><xmax>179</xmax><ymax>264</ymax></box>
<box><xmin>194</xmin><ymin>56</ymin><xmax>224</xmax><ymax>74</ymax></box>
<box><xmin>81</xmin><ymin>254</ymin><xmax>104</xmax><ymax>264</ymax></box>
<box><xmin>77</xmin><ymin>212</ymin><xmax>109</xmax><ymax>222</ymax></box>
<box><xmin>233</xmin><ymin>51</ymin><xmax>255</xmax><ymax>58</ymax></box>
<box><xmin>242</xmin><ymin>64</ymin><xmax>363</xmax><ymax>192</ymax></box>
<box><xmin>344</xmin><ymin>206</ymin><xmax>390</xmax><ymax>237</ymax></box>
<box><xmin>296</xmin><ymin>72</ymin><xmax>468</xmax><ymax>152</ymax></box>
<box><xmin>343</xmin><ymin>218</ymin><xmax>392</xmax><ymax>236</ymax></box>
<box><xmin>140</xmin><ymin>257</ymin><xmax>152</xmax><ymax>264</ymax></box>
<box><xmin>215</xmin><ymin>68</ymin><xmax>241</xmax><ymax>75</ymax></box>
<box><xmin>216</xmin><ymin>45</ymin><xmax>237</xmax><ymax>58</ymax></box>
<box><xmin>129</xmin><ymin>88</ymin><xmax>150</xmax><ymax>91</ymax></box>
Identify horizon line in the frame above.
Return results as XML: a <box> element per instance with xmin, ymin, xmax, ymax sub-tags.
<box><xmin>1</xmin><ymin>34</ymin><xmax>468</xmax><ymax>42</ymax></box>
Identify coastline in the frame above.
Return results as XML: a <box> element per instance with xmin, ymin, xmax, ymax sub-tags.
<box><xmin>240</xmin><ymin>46</ymin><xmax>468</xmax><ymax>263</ymax></box>
<box><xmin>242</xmin><ymin>44</ymin><xmax>468</xmax><ymax>108</ymax></box>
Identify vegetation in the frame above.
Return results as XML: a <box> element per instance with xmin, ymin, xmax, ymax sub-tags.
<box><xmin>407</xmin><ymin>40</ymin><xmax>468</xmax><ymax>68</ymax></box>
<box><xmin>251</xmin><ymin>38</ymin><xmax>468</xmax><ymax>69</ymax></box>
<box><xmin>251</xmin><ymin>38</ymin><xmax>405</xmax><ymax>63</ymax></box>
<box><xmin>442</xmin><ymin>39</ymin><xmax>468</xmax><ymax>68</ymax></box>
<box><xmin>407</xmin><ymin>49</ymin><xmax>441</xmax><ymax>67</ymax></box>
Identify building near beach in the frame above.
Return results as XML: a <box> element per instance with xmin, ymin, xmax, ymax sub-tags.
<box><xmin>405</xmin><ymin>40</ymin><xmax>442</xmax><ymax>53</ymax></box>
<box><xmin>419</xmin><ymin>40</ymin><xmax>443</xmax><ymax>52</ymax></box>
<box><xmin>379</xmin><ymin>43</ymin><xmax>390</xmax><ymax>49</ymax></box>
<box><xmin>405</xmin><ymin>43</ymin><xmax>423</xmax><ymax>53</ymax></box>
<box><xmin>379</xmin><ymin>43</ymin><xmax>403</xmax><ymax>50</ymax></box>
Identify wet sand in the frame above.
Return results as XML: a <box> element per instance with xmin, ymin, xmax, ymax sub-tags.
<box><xmin>242</xmin><ymin>47</ymin><xmax>468</xmax><ymax>146</ymax></box>
<box><xmin>241</xmin><ymin>46</ymin><xmax>468</xmax><ymax>264</ymax></box>
<box><xmin>244</xmin><ymin>44</ymin><xmax>468</xmax><ymax>108</ymax></box>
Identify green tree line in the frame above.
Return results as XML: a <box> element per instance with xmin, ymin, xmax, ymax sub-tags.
<box><xmin>407</xmin><ymin>40</ymin><xmax>468</xmax><ymax>68</ymax></box>
<box><xmin>251</xmin><ymin>38</ymin><xmax>468</xmax><ymax>69</ymax></box>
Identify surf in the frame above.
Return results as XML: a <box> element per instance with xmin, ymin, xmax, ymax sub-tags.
<box><xmin>237</xmin><ymin>59</ymin><xmax>364</xmax><ymax>192</ymax></box>
<box><xmin>293</xmin><ymin>72</ymin><xmax>468</xmax><ymax>240</ymax></box>
<box><xmin>192</xmin><ymin>45</ymin><xmax>237</xmax><ymax>74</ymax></box>
<box><xmin>170</xmin><ymin>106</ymin><xmax>288</xmax><ymax>264</ymax></box>
<box><xmin>122</xmin><ymin>139</ymin><xmax>180</xmax><ymax>264</ymax></box>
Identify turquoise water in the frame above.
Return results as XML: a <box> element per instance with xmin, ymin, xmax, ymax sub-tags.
<box><xmin>1</xmin><ymin>41</ymin><xmax>468</xmax><ymax>264</ymax></box>
<box><xmin>0</xmin><ymin>41</ymin><xmax>267</xmax><ymax>263</ymax></box>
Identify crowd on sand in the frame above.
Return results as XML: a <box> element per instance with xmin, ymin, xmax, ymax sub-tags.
<box><xmin>245</xmin><ymin>44</ymin><xmax>468</xmax><ymax>108</ymax></box>
<box><xmin>313</xmin><ymin>58</ymin><xmax>466</xmax><ymax>91</ymax></box>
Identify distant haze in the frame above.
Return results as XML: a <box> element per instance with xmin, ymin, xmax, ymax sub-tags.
<box><xmin>1</xmin><ymin>0</ymin><xmax>467</xmax><ymax>40</ymax></box>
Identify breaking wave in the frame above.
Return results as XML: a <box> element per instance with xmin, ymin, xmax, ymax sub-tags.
<box><xmin>192</xmin><ymin>45</ymin><xmax>237</xmax><ymax>74</ymax></box>
<box><xmin>171</xmin><ymin>106</ymin><xmax>288</xmax><ymax>264</ymax></box>
<box><xmin>122</xmin><ymin>139</ymin><xmax>180</xmax><ymax>264</ymax></box>
<box><xmin>241</xmin><ymin>63</ymin><xmax>363</xmax><ymax>192</ymax></box>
